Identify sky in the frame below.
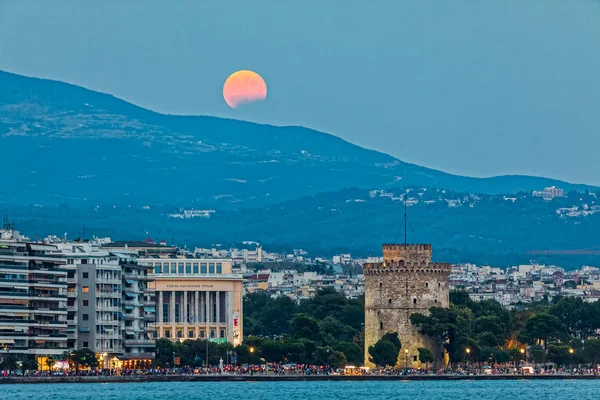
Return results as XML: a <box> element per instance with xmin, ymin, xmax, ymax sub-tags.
<box><xmin>1</xmin><ymin>0</ymin><xmax>599</xmax><ymax>185</ymax></box>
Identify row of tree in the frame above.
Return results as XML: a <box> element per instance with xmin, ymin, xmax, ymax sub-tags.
<box><xmin>405</xmin><ymin>291</ymin><xmax>600</xmax><ymax>368</ymax></box>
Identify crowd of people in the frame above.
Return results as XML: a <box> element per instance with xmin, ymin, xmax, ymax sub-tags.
<box><xmin>2</xmin><ymin>362</ymin><xmax>600</xmax><ymax>379</ymax></box>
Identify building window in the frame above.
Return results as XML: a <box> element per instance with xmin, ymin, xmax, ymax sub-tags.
<box><xmin>200</xmin><ymin>330</ymin><xmax>205</xmax><ymax>338</ymax></box>
<box><xmin>163</xmin><ymin>303</ymin><xmax>169</xmax><ymax>323</ymax></box>
<box><xmin>201</xmin><ymin>264</ymin><xmax>207</xmax><ymax>274</ymax></box>
<box><xmin>188</xmin><ymin>329</ymin><xmax>194</xmax><ymax>338</ymax></box>
<box><xmin>434</xmin><ymin>299</ymin><xmax>438</xmax><ymax>304</ymax></box>
<box><xmin>413</xmin><ymin>355</ymin><xmax>418</xmax><ymax>362</ymax></box>
<box><xmin>178</xmin><ymin>263</ymin><xmax>184</xmax><ymax>274</ymax></box>
<box><xmin>438</xmin><ymin>283</ymin><xmax>441</xmax><ymax>287</ymax></box>
<box><xmin>83</xmin><ymin>342</ymin><xmax>88</xmax><ymax>348</ymax></box>
<box><xmin>83</xmin><ymin>272</ymin><xmax>89</xmax><ymax>279</ymax></box>
<box><xmin>425</xmin><ymin>282</ymin><xmax>429</xmax><ymax>287</ymax></box>
<box><xmin>379</xmin><ymin>322</ymin><xmax>383</xmax><ymax>330</ymax></box>
<box><xmin>220</xmin><ymin>329</ymin><xmax>225</xmax><ymax>338</ymax></box>
<box><xmin>177</xmin><ymin>330</ymin><xmax>183</xmax><ymax>338</ymax></box>
<box><xmin>185</xmin><ymin>263</ymin><xmax>191</xmax><ymax>274</ymax></box>
<box><xmin>82</xmin><ymin>286</ymin><xmax>89</xmax><ymax>293</ymax></box>
<box><xmin>155</xmin><ymin>265</ymin><xmax>162</xmax><ymax>274</ymax></box>
<box><xmin>170</xmin><ymin>264</ymin><xmax>176</xmax><ymax>274</ymax></box>
<box><xmin>216</xmin><ymin>263</ymin><xmax>222</xmax><ymax>274</ymax></box>
<box><xmin>193</xmin><ymin>264</ymin><xmax>199</xmax><ymax>274</ymax></box>
<box><xmin>82</xmin><ymin>300</ymin><xmax>89</xmax><ymax>307</ymax></box>
<box><xmin>164</xmin><ymin>330</ymin><xmax>171</xmax><ymax>338</ymax></box>
<box><xmin>83</xmin><ymin>314</ymin><xmax>89</xmax><ymax>321</ymax></box>
<box><xmin>413</xmin><ymin>298</ymin><xmax>417</xmax><ymax>305</ymax></box>
<box><xmin>209</xmin><ymin>263</ymin><xmax>215</xmax><ymax>274</ymax></box>
<box><xmin>388</xmin><ymin>298</ymin><xmax>392</xmax><ymax>304</ymax></box>
<box><xmin>380</xmin><ymin>282</ymin><xmax>383</xmax><ymax>288</ymax></box>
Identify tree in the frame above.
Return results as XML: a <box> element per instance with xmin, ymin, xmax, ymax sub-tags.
<box><xmin>547</xmin><ymin>344</ymin><xmax>571</xmax><ymax>366</ymax></box>
<box><xmin>334</xmin><ymin>342</ymin><xmax>363</xmax><ymax>366</ymax></box>
<box><xmin>2</xmin><ymin>356</ymin><xmax>18</xmax><ymax>370</ymax></box>
<box><xmin>529</xmin><ymin>345</ymin><xmax>546</xmax><ymax>365</ymax></box>
<box><xmin>45</xmin><ymin>355</ymin><xmax>56</xmax><ymax>371</ymax></box>
<box><xmin>260</xmin><ymin>340</ymin><xmax>284</xmax><ymax>363</ymax></box>
<box><xmin>282</xmin><ymin>341</ymin><xmax>306</xmax><ymax>364</ymax></box>
<box><xmin>68</xmin><ymin>349</ymin><xmax>98</xmax><ymax>371</ymax></box>
<box><xmin>583</xmin><ymin>339</ymin><xmax>600</xmax><ymax>367</ymax></box>
<box><xmin>368</xmin><ymin>338</ymin><xmax>399</xmax><ymax>367</ymax></box>
<box><xmin>22</xmin><ymin>358</ymin><xmax>38</xmax><ymax>372</ymax></box>
<box><xmin>417</xmin><ymin>348</ymin><xmax>434</xmax><ymax>369</ymax></box>
<box><xmin>518</xmin><ymin>314</ymin><xmax>569</xmax><ymax>350</ymax></box>
<box><xmin>328</xmin><ymin>351</ymin><xmax>348</xmax><ymax>369</ymax></box>
<box><xmin>291</xmin><ymin>313</ymin><xmax>321</xmax><ymax>340</ymax></box>
<box><xmin>380</xmin><ymin>332</ymin><xmax>401</xmax><ymax>350</ymax></box>
<box><xmin>319</xmin><ymin>316</ymin><xmax>358</xmax><ymax>344</ymax></box>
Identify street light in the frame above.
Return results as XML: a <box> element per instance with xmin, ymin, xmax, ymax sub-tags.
<box><xmin>465</xmin><ymin>348</ymin><xmax>471</xmax><ymax>375</ymax></box>
<box><xmin>569</xmin><ymin>348</ymin><xmax>574</xmax><ymax>373</ymax></box>
<box><xmin>250</xmin><ymin>347</ymin><xmax>255</xmax><ymax>375</ymax></box>
<box><xmin>404</xmin><ymin>348</ymin><xmax>409</xmax><ymax>375</ymax></box>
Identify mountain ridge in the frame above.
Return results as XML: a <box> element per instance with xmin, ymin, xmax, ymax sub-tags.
<box><xmin>0</xmin><ymin>69</ymin><xmax>596</xmax><ymax>210</ymax></box>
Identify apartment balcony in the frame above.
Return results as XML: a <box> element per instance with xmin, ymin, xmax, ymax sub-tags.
<box><xmin>124</xmin><ymin>339</ymin><xmax>155</xmax><ymax>347</ymax></box>
<box><xmin>96</xmin><ymin>333</ymin><xmax>121</xmax><ymax>340</ymax></box>
<box><xmin>123</xmin><ymin>273</ymin><xmax>153</xmax><ymax>281</ymax></box>
<box><xmin>66</xmin><ymin>278</ymin><xmax>77</xmax><ymax>284</ymax></box>
<box><xmin>67</xmin><ymin>305</ymin><xmax>77</xmax><ymax>312</ymax></box>
<box><xmin>122</xmin><ymin>298</ymin><xmax>141</xmax><ymax>306</ymax></box>
<box><xmin>97</xmin><ymin>277</ymin><xmax>121</xmax><ymax>285</ymax></box>
<box><xmin>97</xmin><ymin>291</ymin><xmax>121</xmax><ymax>299</ymax></box>
<box><xmin>98</xmin><ymin>319</ymin><xmax>121</xmax><ymax>326</ymax></box>
<box><xmin>96</xmin><ymin>305</ymin><xmax>120</xmax><ymax>312</ymax></box>
<box><xmin>142</xmin><ymin>301</ymin><xmax>155</xmax><ymax>307</ymax></box>
<box><xmin>143</xmin><ymin>313</ymin><xmax>156</xmax><ymax>321</ymax></box>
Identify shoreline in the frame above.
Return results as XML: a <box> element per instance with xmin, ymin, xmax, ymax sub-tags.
<box><xmin>1</xmin><ymin>374</ymin><xmax>599</xmax><ymax>384</ymax></box>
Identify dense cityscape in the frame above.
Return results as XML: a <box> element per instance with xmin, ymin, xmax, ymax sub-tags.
<box><xmin>1</xmin><ymin>218</ymin><xmax>600</xmax><ymax>378</ymax></box>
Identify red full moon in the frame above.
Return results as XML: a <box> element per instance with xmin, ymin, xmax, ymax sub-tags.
<box><xmin>223</xmin><ymin>70</ymin><xmax>267</xmax><ymax>109</ymax></box>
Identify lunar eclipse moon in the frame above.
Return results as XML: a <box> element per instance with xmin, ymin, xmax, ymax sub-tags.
<box><xmin>223</xmin><ymin>70</ymin><xmax>267</xmax><ymax>109</ymax></box>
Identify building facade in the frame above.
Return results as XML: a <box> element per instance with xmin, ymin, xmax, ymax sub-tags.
<box><xmin>142</xmin><ymin>257</ymin><xmax>243</xmax><ymax>346</ymax></box>
<box><xmin>59</xmin><ymin>243</ymin><xmax>123</xmax><ymax>355</ymax></box>
<box><xmin>0</xmin><ymin>229</ymin><xmax>68</xmax><ymax>363</ymax></box>
<box><xmin>363</xmin><ymin>244</ymin><xmax>450</xmax><ymax>369</ymax></box>
<box><xmin>118</xmin><ymin>253</ymin><xmax>156</xmax><ymax>368</ymax></box>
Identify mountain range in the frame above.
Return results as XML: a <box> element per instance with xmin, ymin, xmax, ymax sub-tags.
<box><xmin>1</xmin><ymin>70</ymin><xmax>598</xmax><ymax>266</ymax></box>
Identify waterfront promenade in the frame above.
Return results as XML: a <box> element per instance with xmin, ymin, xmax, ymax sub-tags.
<box><xmin>1</xmin><ymin>373</ymin><xmax>599</xmax><ymax>384</ymax></box>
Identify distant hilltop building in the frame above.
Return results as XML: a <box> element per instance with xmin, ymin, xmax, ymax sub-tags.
<box><xmin>532</xmin><ymin>186</ymin><xmax>564</xmax><ymax>201</ymax></box>
<box><xmin>363</xmin><ymin>244</ymin><xmax>451</xmax><ymax>369</ymax></box>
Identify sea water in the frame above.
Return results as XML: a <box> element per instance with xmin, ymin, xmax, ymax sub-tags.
<box><xmin>2</xmin><ymin>379</ymin><xmax>598</xmax><ymax>400</ymax></box>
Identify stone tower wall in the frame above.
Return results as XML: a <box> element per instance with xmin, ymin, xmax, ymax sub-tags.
<box><xmin>382</xmin><ymin>244</ymin><xmax>432</xmax><ymax>264</ymax></box>
<box><xmin>363</xmin><ymin>255</ymin><xmax>450</xmax><ymax>369</ymax></box>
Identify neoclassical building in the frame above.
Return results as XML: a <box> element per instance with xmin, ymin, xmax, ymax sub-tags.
<box><xmin>141</xmin><ymin>257</ymin><xmax>243</xmax><ymax>346</ymax></box>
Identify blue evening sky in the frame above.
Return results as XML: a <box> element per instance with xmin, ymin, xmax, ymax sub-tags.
<box><xmin>1</xmin><ymin>1</ymin><xmax>599</xmax><ymax>184</ymax></box>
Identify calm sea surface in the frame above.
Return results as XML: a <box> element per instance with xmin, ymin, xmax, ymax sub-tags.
<box><xmin>2</xmin><ymin>380</ymin><xmax>599</xmax><ymax>400</ymax></box>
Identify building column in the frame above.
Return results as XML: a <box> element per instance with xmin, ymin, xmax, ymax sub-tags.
<box><xmin>194</xmin><ymin>291</ymin><xmax>200</xmax><ymax>337</ymax></box>
<box><xmin>226</xmin><ymin>291</ymin><xmax>233</xmax><ymax>343</ymax></box>
<box><xmin>206</xmin><ymin>291</ymin><xmax>211</xmax><ymax>338</ymax></box>
<box><xmin>158</xmin><ymin>290</ymin><xmax>163</xmax><ymax>337</ymax></box>
<box><xmin>216</xmin><ymin>291</ymin><xmax>221</xmax><ymax>326</ymax></box>
<box><xmin>170</xmin><ymin>291</ymin><xmax>176</xmax><ymax>337</ymax></box>
<box><xmin>183</xmin><ymin>291</ymin><xmax>188</xmax><ymax>327</ymax></box>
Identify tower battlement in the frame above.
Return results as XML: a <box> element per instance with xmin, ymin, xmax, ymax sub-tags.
<box><xmin>363</xmin><ymin>261</ymin><xmax>451</xmax><ymax>275</ymax></box>
<box><xmin>382</xmin><ymin>243</ymin><xmax>432</xmax><ymax>263</ymax></box>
